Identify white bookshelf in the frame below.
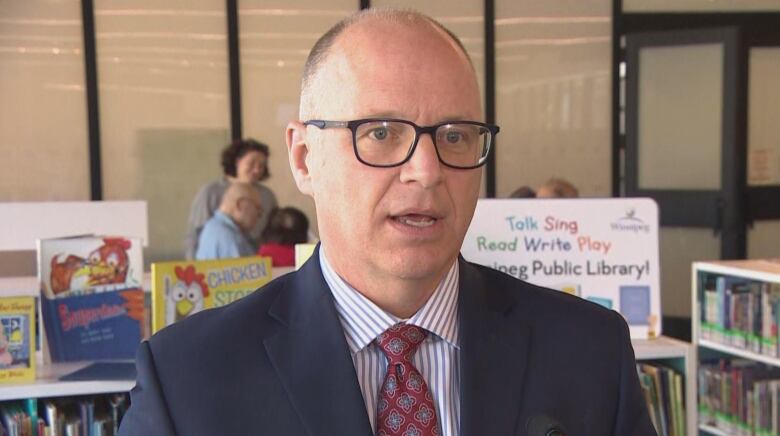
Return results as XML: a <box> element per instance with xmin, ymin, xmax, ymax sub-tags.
<box><xmin>633</xmin><ymin>335</ymin><xmax>697</xmax><ymax>436</ymax></box>
<box><xmin>699</xmin><ymin>338</ymin><xmax>780</xmax><ymax>368</ymax></box>
<box><xmin>693</xmin><ymin>259</ymin><xmax>780</xmax><ymax>436</ymax></box>
<box><xmin>0</xmin><ymin>362</ymin><xmax>133</xmax><ymax>401</ymax></box>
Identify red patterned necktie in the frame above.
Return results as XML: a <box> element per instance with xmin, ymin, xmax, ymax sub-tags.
<box><xmin>375</xmin><ymin>323</ymin><xmax>439</xmax><ymax>436</ymax></box>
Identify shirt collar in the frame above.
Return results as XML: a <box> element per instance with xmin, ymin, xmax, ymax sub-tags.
<box><xmin>320</xmin><ymin>247</ymin><xmax>460</xmax><ymax>354</ymax></box>
<box><xmin>214</xmin><ymin>210</ymin><xmax>240</xmax><ymax>231</ymax></box>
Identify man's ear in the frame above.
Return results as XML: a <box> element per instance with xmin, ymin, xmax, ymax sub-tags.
<box><xmin>286</xmin><ymin>120</ymin><xmax>313</xmax><ymax>196</ymax></box>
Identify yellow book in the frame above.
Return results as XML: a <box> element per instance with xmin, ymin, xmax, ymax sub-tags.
<box><xmin>151</xmin><ymin>256</ymin><xmax>273</xmax><ymax>333</ymax></box>
<box><xmin>0</xmin><ymin>297</ymin><xmax>36</xmax><ymax>383</ymax></box>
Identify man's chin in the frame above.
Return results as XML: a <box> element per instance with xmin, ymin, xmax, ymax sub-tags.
<box><xmin>382</xmin><ymin>250</ymin><xmax>456</xmax><ymax>282</ymax></box>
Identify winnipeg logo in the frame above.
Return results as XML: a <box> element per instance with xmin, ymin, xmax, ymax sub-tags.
<box><xmin>611</xmin><ymin>208</ymin><xmax>651</xmax><ymax>233</ymax></box>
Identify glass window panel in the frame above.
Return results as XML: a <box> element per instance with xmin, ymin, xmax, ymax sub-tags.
<box><xmin>659</xmin><ymin>227</ymin><xmax>720</xmax><ymax>318</ymax></box>
<box><xmin>638</xmin><ymin>44</ymin><xmax>722</xmax><ymax>190</ymax></box>
<box><xmin>95</xmin><ymin>0</ymin><xmax>231</xmax><ymax>264</ymax></box>
<box><xmin>240</xmin><ymin>0</ymin><xmax>356</xmax><ymax>233</ymax></box>
<box><xmin>496</xmin><ymin>0</ymin><xmax>612</xmax><ymax>197</ymax></box>
<box><xmin>624</xmin><ymin>0</ymin><xmax>780</xmax><ymax>12</ymax></box>
<box><xmin>0</xmin><ymin>0</ymin><xmax>90</xmax><ymax>201</ymax></box>
<box><xmin>748</xmin><ymin>48</ymin><xmax>780</xmax><ymax>186</ymax></box>
<box><xmin>748</xmin><ymin>221</ymin><xmax>780</xmax><ymax>259</ymax></box>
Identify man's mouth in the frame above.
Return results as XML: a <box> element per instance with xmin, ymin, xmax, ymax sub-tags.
<box><xmin>392</xmin><ymin>213</ymin><xmax>439</xmax><ymax>228</ymax></box>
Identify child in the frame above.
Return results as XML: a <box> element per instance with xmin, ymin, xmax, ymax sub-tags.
<box><xmin>257</xmin><ymin>207</ymin><xmax>309</xmax><ymax>267</ymax></box>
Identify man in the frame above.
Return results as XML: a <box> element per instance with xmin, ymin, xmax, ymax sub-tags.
<box><xmin>119</xmin><ymin>9</ymin><xmax>655</xmax><ymax>436</ymax></box>
<box><xmin>195</xmin><ymin>182</ymin><xmax>262</xmax><ymax>259</ymax></box>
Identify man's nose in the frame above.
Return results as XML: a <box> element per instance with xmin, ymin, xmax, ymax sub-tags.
<box><xmin>398</xmin><ymin>133</ymin><xmax>443</xmax><ymax>187</ymax></box>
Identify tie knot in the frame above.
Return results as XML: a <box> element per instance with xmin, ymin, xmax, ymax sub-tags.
<box><xmin>375</xmin><ymin>323</ymin><xmax>428</xmax><ymax>364</ymax></box>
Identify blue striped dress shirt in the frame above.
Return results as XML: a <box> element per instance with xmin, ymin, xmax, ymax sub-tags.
<box><xmin>320</xmin><ymin>249</ymin><xmax>461</xmax><ymax>436</ymax></box>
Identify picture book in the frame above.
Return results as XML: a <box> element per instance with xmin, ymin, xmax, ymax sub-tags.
<box><xmin>151</xmin><ymin>256</ymin><xmax>273</xmax><ymax>333</ymax></box>
<box><xmin>0</xmin><ymin>297</ymin><xmax>35</xmax><ymax>383</ymax></box>
<box><xmin>37</xmin><ymin>235</ymin><xmax>144</xmax><ymax>362</ymax></box>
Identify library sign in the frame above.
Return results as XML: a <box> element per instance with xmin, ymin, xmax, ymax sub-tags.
<box><xmin>462</xmin><ymin>198</ymin><xmax>661</xmax><ymax>339</ymax></box>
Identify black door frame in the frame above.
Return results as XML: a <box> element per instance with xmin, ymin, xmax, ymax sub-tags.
<box><xmin>624</xmin><ymin>27</ymin><xmax>743</xmax><ymax>258</ymax></box>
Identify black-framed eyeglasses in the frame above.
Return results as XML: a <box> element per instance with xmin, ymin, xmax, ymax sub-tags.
<box><xmin>304</xmin><ymin>118</ymin><xmax>499</xmax><ymax>169</ymax></box>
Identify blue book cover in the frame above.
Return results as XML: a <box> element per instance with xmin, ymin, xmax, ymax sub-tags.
<box><xmin>41</xmin><ymin>288</ymin><xmax>144</xmax><ymax>361</ymax></box>
<box><xmin>620</xmin><ymin>285</ymin><xmax>651</xmax><ymax>326</ymax></box>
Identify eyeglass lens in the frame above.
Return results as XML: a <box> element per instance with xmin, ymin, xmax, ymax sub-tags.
<box><xmin>354</xmin><ymin>121</ymin><xmax>490</xmax><ymax>167</ymax></box>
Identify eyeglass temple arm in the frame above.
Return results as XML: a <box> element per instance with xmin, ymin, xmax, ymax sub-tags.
<box><xmin>303</xmin><ymin>120</ymin><xmax>348</xmax><ymax>129</ymax></box>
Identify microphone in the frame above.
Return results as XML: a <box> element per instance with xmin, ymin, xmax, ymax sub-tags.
<box><xmin>526</xmin><ymin>413</ymin><xmax>566</xmax><ymax>436</ymax></box>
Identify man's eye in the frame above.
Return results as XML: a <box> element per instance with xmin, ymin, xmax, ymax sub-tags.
<box><xmin>370</xmin><ymin>127</ymin><xmax>389</xmax><ymax>140</ymax></box>
<box><xmin>445</xmin><ymin>131</ymin><xmax>463</xmax><ymax>143</ymax></box>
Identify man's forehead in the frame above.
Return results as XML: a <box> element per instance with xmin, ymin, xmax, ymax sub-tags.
<box><xmin>301</xmin><ymin>15</ymin><xmax>481</xmax><ymax>123</ymax></box>
<box><xmin>333</xmin><ymin>24</ymin><xmax>475</xmax><ymax>83</ymax></box>
<box><xmin>335</xmin><ymin>17</ymin><xmax>466</xmax><ymax>62</ymax></box>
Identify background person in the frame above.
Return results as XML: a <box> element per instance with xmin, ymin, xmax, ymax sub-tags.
<box><xmin>195</xmin><ymin>182</ymin><xmax>262</xmax><ymax>260</ymax></box>
<box><xmin>257</xmin><ymin>207</ymin><xmax>310</xmax><ymax>267</ymax></box>
<box><xmin>120</xmin><ymin>9</ymin><xmax>654</xmax><ymax>436</ymax></box>
<box><xmin>509</xmin><ymin>185</ymin><xmax>536</xmax><ymax>198</ymax></box>
<box><xmin>536</xmin><ymin>177</ymin><xmax>579</xmax><ymax>198</ymax></box>
<box><xmin>185</xmin><ymin>138</ymin><xmax>278</xmax><ymax>259</ymax></box>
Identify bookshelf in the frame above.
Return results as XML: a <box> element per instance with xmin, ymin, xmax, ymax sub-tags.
<box><xmin>633</xmin><ymin>335</ymin><xmax>697</xmax><ymax>436</ymax></box>
<box><xmin>693</xmin><ymin>259</ymin><xmax>780</xmax><ymax>436</ymax></box>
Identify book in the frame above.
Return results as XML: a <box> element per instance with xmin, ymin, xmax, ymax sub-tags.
<box><xmin>699</xmin><ymin>271</ymin><xmax>780</xmax><ymax>358</ymax></box>
<box><xmin>0</xmin><ymin>297</ymin><xmax>36</xmax><ymax>383</ymax></box>
<box><xmin>638</xmin><ymin>371</ymin><xmax>661</xmax><ymax>434</ymax></box>
<box><xmin>699</xmin><ymin>358</ymin><xmax>780</xmax><ymax>434</ymax></box>
<box><xmin>673</xmin><ymin>373</ymin><xmax>685</xmax><ymax>436</ymax></box>
<box><xmin>151</xmin><ymin>256</ymin><xmax>273</xmax><ymax>333</ymax></box>
<box><xmin>295</xmin><ymin>243</ymin><xmax>316</xmax><ymax>270</ymax></box>
<box><xmin>37</xmin><ymin>235</ymin><xmax>144</xmax><ymax>362</ymax></box>
<box><xmin>639</xmin><ymin>363</ymin><xmax>669</xmax><ymax>436</ymax></box>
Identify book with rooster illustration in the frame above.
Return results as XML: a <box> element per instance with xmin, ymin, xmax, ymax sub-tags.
<box><xmin>37</xmin><ymin>236</ymin><xmax>144</xmax><ymax>362</ymax></box>
<box><xmin>151</xmin><ymin>256</ymin><xmax>272</xmax><ymax>333</ymax></box>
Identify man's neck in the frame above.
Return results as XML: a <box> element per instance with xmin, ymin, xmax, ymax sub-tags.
<box><xmin>321</xmin><ymin>246</ymin><xmax>454</xmax><ymax>319</ymax></box>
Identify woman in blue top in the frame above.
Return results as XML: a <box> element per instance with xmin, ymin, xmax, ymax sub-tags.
<box><xmin>185</xmin><ymin>139</ymin><xmax>278</xmax><ymax>259</ymax></box>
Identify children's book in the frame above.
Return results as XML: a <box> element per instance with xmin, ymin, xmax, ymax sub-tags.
<box><xmin>151</xmin><ymin>256</ymin><xmax>273</xmax><ymax>333</ymax></box>
<box><xmin>37</xmin><ymin>235</ymin><xmax>144</xmax><ymax>362</ymax></box>
<box><xmin>0</xmin><ymin>297</ymin><xmax>35</xmax><ymax>383</ymax></box>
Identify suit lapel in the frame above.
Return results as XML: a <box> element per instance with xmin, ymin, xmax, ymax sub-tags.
<box><xmin>263</xmin><ymin>247</ymin><xmax>372</xmax><ymax>436</ymax></box>
<box><xmin>458</xmin><ymin>259</ymin><xmax>532</xmax><ymax>436</ymax></box>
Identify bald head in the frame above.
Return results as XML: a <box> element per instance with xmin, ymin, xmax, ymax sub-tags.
<box><xmin>219</xmin><ymin>182</ymin><xmax>262</xmax><ymax>231</ymax></box>
<box><xmin>299</xmin><ymin>8</ymin><xmax>477</xmax><ymax>119</ymax></box>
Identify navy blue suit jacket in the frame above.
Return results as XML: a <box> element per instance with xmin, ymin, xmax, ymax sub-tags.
<box><xmin>119</xmin><ymin>249</ymin><xmax>656</xmax><ymax>435</ymax></box>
